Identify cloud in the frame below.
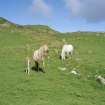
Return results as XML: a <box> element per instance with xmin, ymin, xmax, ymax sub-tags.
<box><xmin>65</xmin><ymin>0</ymin><xmax>105</xmax><ymax>22</ymax></box>
<box><xmin>31</xmin><ymin>0</ymin><xmax>52</xmax><ymax>17</ymax></box>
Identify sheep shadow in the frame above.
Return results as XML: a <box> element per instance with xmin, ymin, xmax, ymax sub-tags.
<box><xmin>31</xmin><ymin>66</ymin><xmax>45</xmax><ymax>73</ymax></box>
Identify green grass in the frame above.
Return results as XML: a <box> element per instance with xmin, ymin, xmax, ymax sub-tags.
<box><xmin>0</xmin><ymin>21</ymin><xmax>105</xmax><ymax>105</ymax></box>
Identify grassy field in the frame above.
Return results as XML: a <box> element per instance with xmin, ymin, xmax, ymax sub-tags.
<box><xmin>0</xmin><ymin>18</ymin><xmax>105</xmax><ymax>105</ymax></box>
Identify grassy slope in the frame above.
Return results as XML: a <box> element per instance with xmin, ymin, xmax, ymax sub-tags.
<box><xmin>0</xmin><ymin>20</ymin><xmax>105</xmax><ymax>105</ymax></box>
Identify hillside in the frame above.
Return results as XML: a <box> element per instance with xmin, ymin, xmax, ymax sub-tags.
<box><xmin>0</xmin><ymin>17</ymin><xmax>12</xmax><ymax>24</ymax></box>
<box><xmin>0</xmin><ymin>17</ymin><xmax>58</xmax><ymax>35</ymax></box>
<box><xmin>0</xmin><ymin>17</ymin><xmax>105</xmax><ymax>105</ymax></box>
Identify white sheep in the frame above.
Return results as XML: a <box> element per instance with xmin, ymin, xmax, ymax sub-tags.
<box><xmin>33</xmin><ymin>44</ymin><xmax>49</xmax><ymax>72</ymax></box>
<box><xmin>60</xmin><ymin>44</ymin><xmax>74</xmax><ymax>60</ymax></box>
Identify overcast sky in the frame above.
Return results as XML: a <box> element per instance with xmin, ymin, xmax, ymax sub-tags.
<box><xmin>0</xmin><ymin>0</ymin><xmax>105</xmax><ymax>32</ymax></box>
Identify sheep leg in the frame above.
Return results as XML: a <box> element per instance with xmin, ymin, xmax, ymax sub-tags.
<box><xmin>37</xmin><ymin>63</ymin><xmax>39</xmax><ymax>72</ymax></box>
<box><xmin>35</xmin><ymin>61</ymin><xmax>39</xmax><ymax>72</ymax></box>
<box><xmin>42</xmin><ymin>61</ymin><xmax>46</xmax><ymax>73</ymax></box>
<box><xmin>26</xmin><ymin>57</ymin><xmax>30</xmax><ymax>74</ymax></box>
<box><xmin>43</xmin><ymin>61</ymin><xmax>45</xmax><ymax>68</ymax></box>
<box><xmin>27</xmin><ymin>58</ymin><xmax>30</xmax><ymax>74</ymax></box>
<box><xmin>62</xmin><ymin>53</ymin><xmax>65</xmax><ymax>60</ymax></box>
